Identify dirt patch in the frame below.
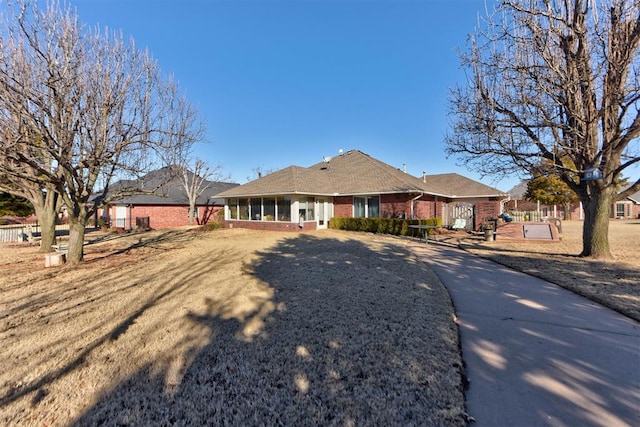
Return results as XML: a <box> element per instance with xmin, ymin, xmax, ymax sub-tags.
<box><xmin>451</xmin><ymin>219</ymin><xmax>640</xmax><ymax>321</ymax></box>
<box><xmin>0</xmin><ymin>228</ymin><xmax>465</xmax><ymax>426</ymax></box>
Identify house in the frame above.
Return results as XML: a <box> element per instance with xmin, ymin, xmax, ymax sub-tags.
<box><xmin>99</xmin><ymin>166</ymin><xmax>239</xmax><ymax>230</ymax></box>
<box><xmin>613</xmin><ymin>188</ymin><xmax>640</xmax><ymax>219</ymax></box>
<box><xmin>215</xmin><ymin>149</ymin><xmax>507</xmax><ymax>231</ymax></box>
<box><xmin>506</xmin><ymin>180</ymin><xmax>640</xmax><ymax>220</ymax></box>
<box><xmin>504</xmin><ymin>180</ymin><xmax>583</xmax><ymax>220</ymax></box>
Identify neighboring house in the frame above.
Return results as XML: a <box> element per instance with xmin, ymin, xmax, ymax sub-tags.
<box><xmin>613</xmin><ymin>188</ymin><xmax>640</xmax><ymax>219</ymax></box>
<box><xmin>506</xmin><ymin>180</ymin><xmax>640</xmax><ymax>220</ymax></box>
<box><xmin>98</xmin><ymin>167</ymin><xmax>239</xmax><ymax>230</ymax></box>
<box><xmin>504</xmin><ymin>180</ymin><xmax>584</xmax><ymax>220</ymax></box>
<box><xmin>215</xmin><ymin>149</ymin><xmax>507</xmax><ymax>231</ymax></box>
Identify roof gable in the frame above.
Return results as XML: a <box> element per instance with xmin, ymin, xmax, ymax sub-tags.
<box><xmin>424</xmin><ymin>173</ymin><xmax>505</xmax><ymax>197</ymax></box>
<box><xmin>107</xmin><ymin>166</ymin><xmax>239</xmax><ymax>205</ymax></box>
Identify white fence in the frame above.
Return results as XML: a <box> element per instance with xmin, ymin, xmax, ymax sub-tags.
<box><xmin>0</xmin><ymin>223</ymin><xmax>71</xmax><ymax>243</ymax></box>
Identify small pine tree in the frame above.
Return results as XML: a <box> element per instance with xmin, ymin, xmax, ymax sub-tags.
<box><xmin>524</xmin><ymin>176</ymin><xmax>579</xmax><ymax>220</ymax></box>
<box><xmin>0</xmin><ymin>192</ymin><xmax>34</xmax><ymax>217</ymax></box>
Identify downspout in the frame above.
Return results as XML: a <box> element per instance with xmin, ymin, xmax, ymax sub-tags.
<box><xmin>500</xmin><ymin>196</ymin><xmax>511</xmax><ymax>213</ymax></box>
<box><xmin>410</xmin><ymin>193</ymin><xmax>423</xmax><ymax>219</ymax></box>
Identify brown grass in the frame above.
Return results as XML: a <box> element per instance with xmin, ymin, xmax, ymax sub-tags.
<box><xmin>453</xmin><ymin>219</ymin><xmax>640</xmax><ymax>321</ymax></box>
<box><xmin>0</xmin><ymin>228</ymin><xmax>466</xmax><ymax>426</ymax></box>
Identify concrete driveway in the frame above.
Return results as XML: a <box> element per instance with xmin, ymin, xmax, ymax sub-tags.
<box><xmin>412</xmin><ymin>243</ymin><xmax>640</xmax><ymax>427</ymax></box>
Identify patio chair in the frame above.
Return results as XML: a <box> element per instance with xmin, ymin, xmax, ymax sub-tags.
<box><xmin>451</xmin><ymin>218</ymin><xmax>466</xmax><ymax>230</ymax></box>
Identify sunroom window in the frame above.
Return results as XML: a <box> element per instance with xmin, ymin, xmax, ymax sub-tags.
<box><xmin>250</xmin><ymin>199</ymin><xmax>262</xmax><ymax>220</ymax></box>
<box><xmin>228</xmin><ymin>198</ymin><xmax>238</xmax><ymax>220</ymax></box>
<box><xmin>263</xmin><ymin>198</ymin><xmax>276</xmax><ymax>221</ymax></box>
<box><xmin>239</xmin><ymin>199</ymin><xmax>249</xmax><ymax>220</ymax></box>
<box><xmin>299</xmin><ymin>198</ymin><xmax>315</xmax><ymax>221</ymax></box>
<box><xmin>277</xmin><ymin>197</ymin><xmax>291</xmax><ymax>221</ymax></box>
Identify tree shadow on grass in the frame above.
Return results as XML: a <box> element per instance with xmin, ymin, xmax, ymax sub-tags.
<box><xmin>63</xmin><ymin>233</ymin><xmax>465</xmax><ymax>426</ymax></box>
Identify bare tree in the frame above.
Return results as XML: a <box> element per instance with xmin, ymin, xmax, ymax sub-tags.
<box><xmin>446</xmin><ymin>0</ymin><xmax>640</xmax><ymax>258</ymax></box>
<box><xmin>0</xmin><ymin>171</ymin><xmax>61</xmax><ymax>251</ymax></box>
<box><xmin>0</xmin><ymin>91</ymin><xmax>62</xmax><ymax>251</ymax></box>
<box><xmin>247</xmin><ymin>166</ymin><xmax>279</xmax><ymax>182</ymax></box>
<box><xmin>0</xmin><ymin>0</ymin><xmax>201</xmax><ymax>262</ymax></box>
<box><xmin>178</xmin><ymin>159</ymin><xmax>226</xmax><ymax>226</ymax></box>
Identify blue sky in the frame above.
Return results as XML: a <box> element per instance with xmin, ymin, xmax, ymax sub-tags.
<box><xmin>69</xmin><ymin>0</ymin><xmax>522</xmax><ymax>189</ymax></box>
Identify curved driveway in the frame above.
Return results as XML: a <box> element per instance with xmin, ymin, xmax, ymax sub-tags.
<box><xmin>412</xmin><ymin>243</ymin><xmax>640</xmax><ymax>427</ymax></box>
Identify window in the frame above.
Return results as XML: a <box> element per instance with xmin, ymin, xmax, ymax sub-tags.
<box><xmin>239</xmin><ymin>199</ymin><xmax>249</xmax><ymax>220</ymax></box>
<box><xmin>368</xmin><ymin>197</ymin><xmax>380</xmax><ymax>218</ymax></box>
<box><xmin>616</xmin><ymin>203</ymin><xmax>626</xmax><ymax>218</ymax></box>
<box><xmin>228</xmin><ymin>199</ymin><xmax>238</xmax><ymax>220</ymax></box>
<box><xmin>298</xmin><ymin>198</ymin><xmax>315</xmax><ymax>221</ymax></box>
<box><xmin>250</xmin><ymin>198</ymin><xmax>262</xmax><ymax>220</ymax></box>
<box><xmin>354</xmin><ymin>197</ymin><xmax>366</xmax><ymax>218</ymax></box>
<box><xmin>277</xmin><ymin>197</ymin><xmax>291</xmax><ymax>221</ymax></box>
<box><xmin>263</xmin><ymin>198</ymin><xmax>276</xmax><ymax>221</ymax></box>
<box><xmin>354</xmin><ymin>196</ymin><xmax>380</xmax><ymax>218</ymax></box>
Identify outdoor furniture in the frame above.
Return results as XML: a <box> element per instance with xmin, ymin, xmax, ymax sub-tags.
<box><xmin>451</xmin><ymin>218</ymin><xmax>466</xmax><ymax>230</ymax></box>
<box><xmin>409</xmin><ymin>225</ymin><xmax>439</xmax><ymax>243</ymax></box>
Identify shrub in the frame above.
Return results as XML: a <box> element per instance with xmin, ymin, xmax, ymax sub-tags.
<box><xmin>328</xmin><ymin>217</ymin><xmax>442</xmax><ymax>237</ymax></box>
<box><xmin>204</xmin><ymin>221</ymin><xmax>222</xmax><ymax>231</ymax></box>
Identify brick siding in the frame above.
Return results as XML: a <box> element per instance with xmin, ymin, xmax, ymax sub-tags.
<box><xmin>108</xmin><ymin>204</ymin><xmax>222</xmax><ymax>230</ymax></box>
<box><xmin>474</xmin><ymin>200</ymin><xmax>502</xmax><ymax>230</ymax></box>
<box><xmin>333</xmin><ymin>196</ymin><xmax>353</xmax><ymax>217</ymax></box>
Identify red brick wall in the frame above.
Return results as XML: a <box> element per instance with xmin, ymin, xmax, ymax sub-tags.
<box><xmin>380</xmin><ymin>194</ymin><xmax>411</xmax><ymax>218</ymax></box>
<box><xmin>108</xmin><ymin>204</ymin><xmax>222</xmax><ymax>229</ymax></box>
<box><xmin>333</xmin><ymin>196</ymin><xmax>353</xmax><ymax>217</ymax></box>
<box><xmin>475</xmin><ymin>200</ymin><xmax>501</xmax><ymax>230</ymax></box>
<box><xmin>336</xmin><ymin>193</ymin><xmax>443</xmax><ymax>220</ymax></box>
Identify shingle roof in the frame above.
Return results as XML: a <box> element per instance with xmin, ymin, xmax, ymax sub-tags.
<box><xmin>106</xmin><ymin>166</ymin><xmax>239</xmax><ymax>205</ymax></box>
<box><xmin>216</xmin><ymin>150</ymin><xmax>505</xmax><ymax>199</ymax></box>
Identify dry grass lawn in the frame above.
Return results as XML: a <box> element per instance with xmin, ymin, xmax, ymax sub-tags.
<box><xmin>0</xmin><ymin>228</ymin><xmax>466</xmax><ymax>426</ymax></box>
<box><xmin>454</xmin><ymin>219</ymin><xmax>640</xmax><ymax>321</ymax></box>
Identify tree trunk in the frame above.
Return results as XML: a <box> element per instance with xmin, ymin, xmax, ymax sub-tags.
<box><xmin>66</xmin><ymin>212</ymin><xmax>88</xmax><ymax>264</ymax></box>
<box><xmin>33</xmin><ymin>190</ymin><xmax>60</xmax><ymax>253</ymax></box>
<box><xmin>33</xmin><ymin>204</ymin><xmax>57</xmax><ymax>252</ymax></box>
<box><xmin>563</xmin><ymin>203</ymin><xmax>572</xmax><ymax>221</ymax></box>
<box><xmin>188</xmin><ymin>204</ymin><xmax>196</xmax><ymax>226</ymax></box>
<box><xmin>581</xmin><ymin>189</ymin><xmax>612</xmax><ymax>259</ymax></box>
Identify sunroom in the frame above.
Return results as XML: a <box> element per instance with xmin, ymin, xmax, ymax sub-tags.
<box><xmin>224</xmin><ymin>195</ymin><xmax>333</xmax><ymax>231</ymax></box>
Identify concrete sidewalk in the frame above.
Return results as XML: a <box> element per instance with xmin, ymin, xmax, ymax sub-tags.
<box><xmin>411</xmin><ymin>243</ymin><xmax>640</xmax><ymax>427</ymax></box>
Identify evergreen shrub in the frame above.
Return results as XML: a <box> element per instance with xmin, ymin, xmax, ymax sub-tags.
<box><xmin>328</xmin><ymin>217</ymin><xmax>442</xmax><ymax>237</ymax></box>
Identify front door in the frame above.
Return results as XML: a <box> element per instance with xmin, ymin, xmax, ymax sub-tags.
<box><xmin>317</xmin><ymin>199</ymin><xmax>327</xmax><ymax>229</ymax></box>
<box><xmin>115</xmin><ymin>206</ymin><xmax>127</xmax><ymax>228</ymax></box>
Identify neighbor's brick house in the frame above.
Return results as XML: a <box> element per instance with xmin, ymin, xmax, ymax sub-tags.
<box><xmin>98</xmin><ymin>167</ymin><xmax>238</xmax><ymax>230</ymax></box>
<box><xmin>215</xmin><ymin>149</ymin><xmax>507</xmax><ymax>231</ymax></box>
